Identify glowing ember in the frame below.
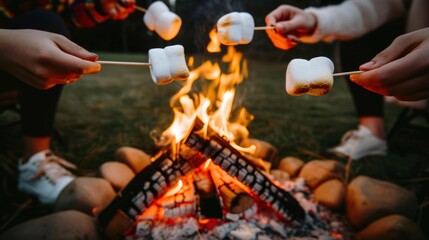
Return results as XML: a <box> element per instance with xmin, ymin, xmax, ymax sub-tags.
<box><xmin>164</xmin><ymin>180</ymin><xmax>183</xmax><ymax>197</ymax></box>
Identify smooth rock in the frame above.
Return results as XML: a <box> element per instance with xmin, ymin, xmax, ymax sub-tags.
<box><xmin>0</xmin><ymin>210</ymin><xmax>101</xmax><ymax>240</ymax></box>
<box><xmin>54</xmin><ymin>177</ymin><xmax>116</xmax><ymax>215</ymax></box>
<box><xmin>115</xmin><ymin>146</ymin><xmax>152</xmax><ymax>173</ymax></box>
<box><xmin>298</xmin><ymin>160</ymin><xmax>345</xmax><ymax>189</ymax></box>
<box><xmin>277</xmin><ymin>156</ymin><xmax>304</xmax><ymax>177</ymax></box>
<box><xmin>356</xmin><ymin>215</ymin><xmax>425</xmax><ymax>240</ymax></box>
<box><xmin>99</xmin><ymin>161</ymin><xmax>135</xmax><ymax>191</ymax></box>
<box><xmin>241</xmin><ymin>138</ymin><xmax>279</xmax><ymax>166</ymax></box>
<box><xmin>346</xmin><ymin>176</ymin><xmax>419</xmax><ymax>230</ymax></box>
<box><xmin>313</xmin><ymin>179</ymin><xmax>346</xmax><ymax>210</ymax></box>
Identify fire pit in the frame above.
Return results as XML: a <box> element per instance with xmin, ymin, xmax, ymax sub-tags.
<box><xmin>97</xmin><ymin>40</ymin><xmax>353</xmax><ymax>239</ymax></box>
<box><xmin>99</xmin><ymin>119</ymin><xmax>351</xmax><ymax>239</ymax></box>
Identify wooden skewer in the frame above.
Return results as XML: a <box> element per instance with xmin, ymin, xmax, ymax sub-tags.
<box><xmin>332</xmin><ymin>70</ymin><xmax>363</xmax><ymax>77</ymax></box>
<box><xmin>97</xmin><ymin>60</ymin><xmax>151</xmax><ymax>67</ymax></box>
<box><xmin>134</xmin><ymin>5</ymin><xmax>147</xmax><ymax>12</ymax></box>
<box><xmin>254</xmin><ymin>26</ymin><xmax>275</xmax><ymax>31</ymax></box>
<box><xmin>254</xmin><ymin>26</ymin><xmax>301</xmax><ymax>43</ymax></box>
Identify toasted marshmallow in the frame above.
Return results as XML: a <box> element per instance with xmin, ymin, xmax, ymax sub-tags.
<box><xmin>217</xmin><ymin>12</ymin><xmax>255</xmax><ymax>45</ymax></box>
<box><xmin>155</xmin><ymin>11</ymin><xmax>182</xmax><ymax>41</ymax></box>
<box><xmin>164</xmin><ymin>45</ymin><xmax>189</xmax><ymax>80</ymax></box>
<box><xmin>286</xmin><ymin>57</ymin><xmax>334</xmax><ymax>96</ymax></box>
<box><xmin>143</xmin><ymin>1</ymin><xmax>169</xmax><ymax>31</ymax></box>
<box><xmin>143</xmin><ymin>1</ymin><xmax>182</xmax><ymax>40</ymax></box>
<box><xmin>149</xmin><ymin>45</ymin><xmax>190</xmax><ymax>85</ymax></box>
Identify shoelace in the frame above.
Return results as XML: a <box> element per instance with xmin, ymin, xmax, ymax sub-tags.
<box><xmin>33</xmin><ymin>151</ymin><xmax>77</xmax><ymax>182</ymax></box>
<box><xmin>339</xmin><ymin>129</ymin><xmax>359</xmax><ymax>144</ymax></box>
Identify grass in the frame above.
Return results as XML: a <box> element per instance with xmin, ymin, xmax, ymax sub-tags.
<box><xmin>0</xmin><ymin>46</ymin><xmax>428</xmax><ymax>236</ymax></box>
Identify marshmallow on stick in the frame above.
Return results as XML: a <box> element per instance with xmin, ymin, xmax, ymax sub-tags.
<box><xmin>143</xmin><ymin>1</ymin><xmax>182</xmax><ymax>40</ymax></box>
<box><xmin>98</xmin><ymin>45</ymin><xmax>189</xmax><ymax>85</ymax></box>
<box><xmin>286</xmin><ymin>57</ymin><xmax>335</xmax><ymax>96</ymax></box>
<box><xmin>149</xmin><ymin>45</ymin><xmax>189</xmax><ymax>85</ymax></box>
<box><xmin>216</xmin><ymin>12</ymin><xmax>255</xmax><ymax>46</ymax></box>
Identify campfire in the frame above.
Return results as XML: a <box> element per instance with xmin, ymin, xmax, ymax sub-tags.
<box><xmin>98</xmin><ymin>32</ymin><xmax>351</xmax><ymax>239</ymax></box>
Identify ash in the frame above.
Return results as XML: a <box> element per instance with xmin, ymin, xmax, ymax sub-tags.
<box><xmin>126</xmin><ymin>177</ymin><xmax>352</xmax><ymax>240</ymax></box>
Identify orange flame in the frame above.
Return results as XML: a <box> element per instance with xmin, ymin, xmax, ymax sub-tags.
<box><xmin>159</xmin><ymin>45</ymin><xmax>253</xmax><ymax>151</ymax></box>
<box><xmin>207</xmin><ymin>29</ymin><xmax>221</xmax><ymax>53</ymax></box>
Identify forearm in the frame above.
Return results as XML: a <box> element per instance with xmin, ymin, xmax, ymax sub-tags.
<box><xmin>301</xmin><ymin>0</ymin><xmax>407</xmax><ymax>43</ymax></box>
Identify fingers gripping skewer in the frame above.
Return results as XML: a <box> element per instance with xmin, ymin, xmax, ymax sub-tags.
<box><xmin>97</xmin><ymin>45</ymin><xmax>189</xmax><ymax>85</ymax></box>
<box><xmin>217</xmin><ymin>12</ymin><xmax>299</xmax><ymax>45</ymax></box>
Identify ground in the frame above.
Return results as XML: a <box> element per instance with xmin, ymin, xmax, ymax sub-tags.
<box><xmin>0</xmin><ymin>46</ymin><xmax>428</xmax><ymax>237</ymax></box>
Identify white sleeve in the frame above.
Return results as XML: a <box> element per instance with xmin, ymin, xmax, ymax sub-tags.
<box><xmin>300</xmin><ymin>0</ymin><xmax>406</xmax><ymax>43</ymax></box>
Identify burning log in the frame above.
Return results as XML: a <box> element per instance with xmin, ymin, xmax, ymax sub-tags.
<box><xmin>99</xmin><ymin>118</ymin><xmax>305</xmax><ymax>238</ymax></box>
<box><xmin>184</xmin><ymin>118</ymin><xmax>305</xmax><ymax>223</ymax></box>
<box><xmin>98</xmin><ymin>147</ymin><xmax>206</xmax><ymax>239</ymax></box>
<box><xmin>157</xmin><ymin>177</ymin><xmax>196</xmax><ymax>218</ymax></box>
<box><xmin>209</xmin><ymin>164</ymin><xmax>254</xmax><ymax>214</ymax></box>
<box><xmin>192</xmin><ymin>170</ymin><xmax>223</xmax><ymax>219</ymax></box>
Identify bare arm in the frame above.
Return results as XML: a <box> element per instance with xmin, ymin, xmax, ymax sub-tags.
<box><xmin>0</xmin><ymin>29</ymin><xmax>101</xmax><ymax>89</ymax></box>
<box><xmin>264</xmin><ymin>0</ymin><xmax>406</xmax><ymax>50</ymax></box>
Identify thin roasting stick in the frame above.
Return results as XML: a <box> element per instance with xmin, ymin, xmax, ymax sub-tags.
<box><xmin>97</xmin><ymin>60</ymin><xmax>151</xmax><ymax>67</ymax></box>
<box><xmin>134</xmin><ymin>5</ymin><xmax>147</xmax><ymax>12</ymax></box>
<box><xmin>254</xmin><ymin>26</ymin><xmax>275</xmax><ymax>30</ymax></box>
<box><xmin>332</xmin><ymin>70</ymin><xmax>363</xmax><ymax>77</ymax></box>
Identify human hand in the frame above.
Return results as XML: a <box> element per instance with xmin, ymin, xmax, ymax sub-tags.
<box><xmin>265</xmin><ymin>5</ymin><xmax>317</xmax><ymax>50</ymax></box>
<box><xmin>350</xmin><ymin>28</ymin><xmax>429</xmax><ymax>101</ymax></box>
<box><xmin>0</xmin><ymin>29</ymin><xmax>101</xmax><ymax>89</ymax></box>
<box><xmin>100</xmin><ymin>0</ymin><xmax>135</xmax><ymax>20</ymax></box>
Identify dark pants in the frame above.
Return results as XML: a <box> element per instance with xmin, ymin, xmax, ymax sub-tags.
<box><xmin>0</xmin><ymin>10</ymin><xmax>69</xmax><ymax>137</ymax></box>
<box><xmin>340</xmin><ymin>19</ymin><xmax>405</xmax><ymax>118</ymax></box>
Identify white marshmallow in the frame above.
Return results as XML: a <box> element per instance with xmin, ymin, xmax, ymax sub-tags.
<box><xmin>164</xmin><ymin>45</ymin><xmax>189</xmax><ymax>80</ymax></box>
<box><xmin>239</xmin><ymin>12</ymin><xmax>255</xmax><ymax>44</ymax></box>
<box><xmin>155</xmin><ymin>11</ymin><xmax>182</xmax><ymax>41</ymax></box>
<box><xmin>148</xmin><ymin>45</ymin><xmax>190</xmax><ymax>85</ymax></box>
<box><xmin>143</xmin><ymin>1</ymin><xmax>169</xmax><ymax>31</ymax></box>
<box><xmin>217</xmin><ymin>12</ymin><xmax>255</xmax><ymax>45</ymax></box>
<box><xmin>143</xmin><ymin>1</ymin><xmax>182</xmax><ymax>40</ymax></box>
<box><xmin>285</xmin><ymin>57</ymin><xmax>334</xmax><ymax>96</ymax></box>
<box><xmin>149</xmin><ymin>48</ymin><xmax>172</xmax><ymax>85</ymax></box>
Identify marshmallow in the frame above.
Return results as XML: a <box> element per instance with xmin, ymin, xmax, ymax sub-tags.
<box><xmin>216</xmin><ymin>12</ymin><xmax>255</xmax><ymax>45</ymax></box>
<box><xmin>143</xmin><ymin>1</ymin><xmax>182</xmax><ymax>41</ymax></box>
<box><xmin>143</xmin><ymin>1</ymin><xmax>169</xmax><ymax>31</ymax></box>
<box><xmin>155</xmin><ymin>11</ymin><xmax>182</xmax><ymax>41</ymax></box>
<box><xmin>148</xmin><ymin>45</ymin><xmax>189</xmax><ymax>85</ymax></box>
<box><xmin>285</xmin><ymin>57</ymin><xmax>334</xmax><ymax>96</ymax></box>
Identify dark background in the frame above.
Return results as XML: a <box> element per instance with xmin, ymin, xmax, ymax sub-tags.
<box><xmin>70</xmin><ymin>0</ymin><xmax>342</xmax><ymax>54</ymax></box>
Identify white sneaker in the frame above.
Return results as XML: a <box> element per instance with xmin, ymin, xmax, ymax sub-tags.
<box><xmin>328</xmin><ymin>125</ymin><xmax>387</xmax><ymax>160</ymax></box>
<box><xmin>18</xmin><ymin>150</ymin><xmax>76</xmax><ymax>204</ymax></box>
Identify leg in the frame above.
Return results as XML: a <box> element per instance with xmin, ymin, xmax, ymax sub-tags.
<box><xmin>329</xmin><ymin>19</ymin><xmax>405</xmax><ymax>160</ymax></box>
<box><xmin>6</xmin><ymin>10</ymin><xmax>70</xmax><ymax>162</ymax></box>
<box><xmin>2</xmin><ymin>10</ymin><xmax>76</xmax><ymax>204</ymax></box>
